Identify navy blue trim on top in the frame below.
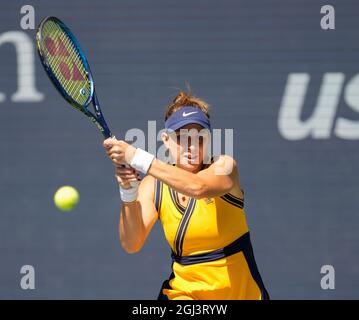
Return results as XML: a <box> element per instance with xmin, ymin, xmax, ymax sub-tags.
<box><xmin>173</xmin><ymin>197</ymin><xmax>196</xmax><ymax>256</ymax></box>
<box><xmin>169</xmin><ymin>187</ymin><xmax>185</xmax><ymax>214</ymax></box>
<box><xmin>172</xmin><ymin>232</ymin><xmax>250</xmax><ymax>265</ymax></box>
<box><xmin>154</xmin><ymin>179</ymin><xmax>163</xmax><ymax>218</ymax></box>
<box><xmin>242</xmin><ymin>238</ymin><xmax>270</xmax><ymax>300</ymax></box>
<box><xmin>228</xmin><ymin>192</ymin><xmax>244</xmax><ymax>201</ymax></box>
<box><xmin>177</xmin><ymin>199</ymin><xmax>196</xmax><ymax>256</ymax></box>
<box><xmin>220</xmin><ymin>193</ymin><xmax>244</xmax><ymax>209</ymax></box>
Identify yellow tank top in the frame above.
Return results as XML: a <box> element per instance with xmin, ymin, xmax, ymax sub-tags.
<box><xmin>155</xmin><ymin>179</ymin><xmax>269</xmax><ymax>300</ymax></box>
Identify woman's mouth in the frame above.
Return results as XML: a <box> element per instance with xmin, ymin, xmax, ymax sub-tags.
<box><xmin>183</xmin><ymin>154</ymin><xmax>199</xmax><ymax>164</ymax></box>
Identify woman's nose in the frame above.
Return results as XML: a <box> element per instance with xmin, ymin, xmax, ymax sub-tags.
<box><xmin>188</xmin><ymin>143</ymin><xmax>197</xmax><ymax>151</ymax></box>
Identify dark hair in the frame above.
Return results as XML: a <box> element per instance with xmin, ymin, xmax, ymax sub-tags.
<box><xmin>165</xmin><ymin>90</ymin><xmax>210</xmax><ymax>120</ymax></box>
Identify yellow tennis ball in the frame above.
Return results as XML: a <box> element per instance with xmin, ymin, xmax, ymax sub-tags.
<box><xmin>54</xmin><ymin>186</ymin><xmax>79</xmax><ymax>211</ymax></box>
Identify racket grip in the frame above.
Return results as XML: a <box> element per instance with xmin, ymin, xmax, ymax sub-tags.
<box><xmin>110</xmin><ymin>136</ymin><xmax>139</xmax><ymax>188</ymax></box>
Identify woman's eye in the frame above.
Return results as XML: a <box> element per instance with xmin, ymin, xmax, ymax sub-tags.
<box><xmin>176</xmin><ymin>134</ymin><xmax>206</xmax><ymax>145</ymax></box>
<box><xmin>177</xmin><ymin>135</ymin><xmax>189</xmax><ymax>141</ymax></box>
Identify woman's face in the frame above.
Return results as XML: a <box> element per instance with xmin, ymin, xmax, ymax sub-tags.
<box><xmin>162</xmin><ymin>123</ymin><xmax>210</xmax><ymax>173</ymax></box>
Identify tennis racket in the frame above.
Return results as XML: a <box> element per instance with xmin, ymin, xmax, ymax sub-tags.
<box><xmin>36</xmin><ymin>16</ymin><xmax>138</xmax><ymax>186</ymax></box>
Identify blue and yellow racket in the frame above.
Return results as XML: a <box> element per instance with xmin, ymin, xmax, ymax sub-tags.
<box><xmin>36</xmin><ymin>16</ymin><xmax>111</xmax><ymax>138</ymax></box>
<box><xmin>37</xmin><ymin>17</ymin><xmax>138</xmax><ymax>186</ymax></box>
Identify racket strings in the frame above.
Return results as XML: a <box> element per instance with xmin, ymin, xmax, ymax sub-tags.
<box><xmin>51</xmin><ymin>24</ymin><xmax>89</xmax><ymax>103</ymax></box>
<box><xmin>46</xmin><ymin>24</ymin><xmax>87</xmax><ymax>100</ymax></box>
<box><xmin>59</xmin><ymin>32</ymin><xmax>86</xmax><ymax>98</ymax></box>
<box><xmin>40</xmin><ymin>20</ymin><xmax>91</xmax><ymax>106</ymax></box>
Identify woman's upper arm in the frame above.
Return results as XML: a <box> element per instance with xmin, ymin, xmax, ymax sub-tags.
<box><xmin>196</xmin><ymin>155</ymin><xmax>242</xmax><ymax>198</ymax></box>
<box><xmin>136</xmin><ymin>175</ymin><xmax>159</xmax><ymax>236</ymax></box>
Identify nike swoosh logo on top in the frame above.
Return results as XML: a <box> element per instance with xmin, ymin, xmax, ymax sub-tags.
<box><xmin>182</xmin><ymin>111</ymin><xmax>198</xmax><ymax>117</ymax></box>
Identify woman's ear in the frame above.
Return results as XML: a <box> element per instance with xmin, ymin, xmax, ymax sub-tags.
<box><xmin>161</xmin><ymin>131</ymin><xmax>170</xmax><ymax>148</ymax></box>
<box><xmin>160</xmin><ymin>131</ymin><xmax>176</xmax><ymax>164</ymax></box>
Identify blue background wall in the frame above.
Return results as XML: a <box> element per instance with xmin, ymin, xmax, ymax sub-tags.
<box><xmin>0</xmin><ymin>0</ymin><xmax>358</xmax><ymax>299</ymax></box>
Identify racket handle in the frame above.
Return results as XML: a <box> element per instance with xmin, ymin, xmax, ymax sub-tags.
<box><xmin>110</xmin><ymin>136</ymin><xmax>139</xmax><ymax>188</ymax></box>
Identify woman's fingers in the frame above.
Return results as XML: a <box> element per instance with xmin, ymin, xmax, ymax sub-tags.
<box><xmin>125</xmin><ymin>176</ymin><xmax>142</xmax><ymax>182</ymax></box>
<box><xmin>116</xmin><ymin>170</ymin><xmax>136</xmax><ymax>178</ymax></box>
<box><xmin>104</xmin><ymin>139</ymin><xmax>131</xmax><ymax>166</ymax></box>
<box><xmin>115</xmin><ymin>166</ymin><xmax>141</xmax><ymax>184</ymax></box>
<box><xmin>107</xmin><ymin>146</ymin><xmax>122</xmax><ymax>156</ymax></box>
<box><xmin>117</xmin><ymin>173</ymin><xmax>140</xmax><ymax>180</ymax></box>
<box><xmin>103</xmin><ymin>138</ymin><xmax>115</xmax><ymax>149</ymax></box>
<box><xmin>116</xmin><ymin>174</ymin><xmax>141</xmax><ymax>186</ymax></box>
<box><xmin>116</xmin><ymin>166</ymin><xmax>136</xmax><ymax>174</ymax></box>
<box><xmin>118</xmin><ymin>174</ymin><xmax>137</xmax><ymax>180</ymax></box>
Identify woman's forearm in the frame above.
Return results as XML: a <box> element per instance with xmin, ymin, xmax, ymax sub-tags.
<box><xmin>148</xmin><ymin>159</ymin><xmax>206</xmax><ymax>198</ymax></box>
<box><xmin>119</xmin><ymin>202</ymin><xmax>146</xmax><ymax>253</ymax></box>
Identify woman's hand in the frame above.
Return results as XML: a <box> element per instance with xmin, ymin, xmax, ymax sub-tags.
<box><xmin>115</xmin><ymin>166</ymin><xmax>141</xmax><ymax>189</ymax></box>
<box><xmin>103</xmin><ymin>138</ymin><xmax>136</xmax><ymax>166</ymax></box>
<box><xmin>103</xmin><ymin>138</ymin><xmax>140</xmax><ymax>189</ymax></box>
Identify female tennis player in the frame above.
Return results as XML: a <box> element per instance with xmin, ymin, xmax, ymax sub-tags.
<box><xmin>103</xmin><ymin>91</ymin><xmax>269</xmax><ymax>300</ymax></box>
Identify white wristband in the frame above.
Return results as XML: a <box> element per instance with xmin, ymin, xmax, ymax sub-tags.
<box><xmin>120</xmin><ymin>185</ymin><xmax>138</xmax><ymax>203</ymax></box>
<box><xmin>130</xmin><ymin>148</ymin><xmax>155</xmax><ymax>174</ymax></box>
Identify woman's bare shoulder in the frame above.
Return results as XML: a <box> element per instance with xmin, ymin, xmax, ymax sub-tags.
<box><xmin>139</xmin><ymin>174</ymin><xmax>156</xmax><ymax>189</ymax></box>
<box><xmin>138</xmin><ymin>175</ymin><xmax>156</xmax><ymax>199</ymax></box>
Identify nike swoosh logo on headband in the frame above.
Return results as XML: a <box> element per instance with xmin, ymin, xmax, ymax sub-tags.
<box><xmin>182</xmin><ymin>111</ymin><xmax>198</xmax><ymax>117</ymax></box>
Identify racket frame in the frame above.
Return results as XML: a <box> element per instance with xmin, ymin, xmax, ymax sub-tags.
<box><xmin>36</xmin><ymin>16</ymin><xmax>112</xmax><ymax>138</ymax></box>
<box><xmin>36</xmin><ymin>16</ymin><xmax>139</xmax><ymax>187</ymax></box>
